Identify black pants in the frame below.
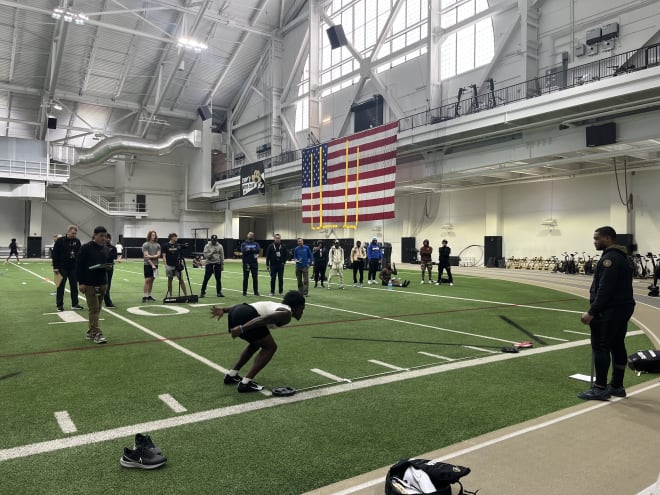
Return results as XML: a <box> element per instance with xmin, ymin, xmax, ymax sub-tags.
<box><xmin>202</xmin><ymin>263</ymin><xmax>222</xmax><ymax>295</ymax></box>
<box><xmin>437</xmin><ymin>262</ymin><xmax>453</xmax><ymax>283</ymax></box>
<box><xmin>56</xmin><ymin>266</ymin><xmax>79</xmax><ymax>308</ymax></box>
<box><xmin>242</xmin><ymin>263</ymin><xmax>259</xmax><ymax>295</ymax></box>
<box><xmin>313</xmin><ymin>263</ymin><xmax>326</xmax><ymax>285</ymax></box>
<box><xmin>269</xmin><ymin>264</ymin><xmax>285</xmax><ymax>294</ymax></box>
<box><xmin>104</xmin><ymin>269</ymin><xmax>114</xmax><ymax>305</ymax></box>
<box><xmin>352</xmin><ymin>260</ymin><xmax>364</xmax><ymax>284</ymax></box>
<box><xmin>590</xmin><ymin>305</ymin><xmax>635</xmax><ymax>388</ymax></box>
<box><xmin>368</xmin><ymin>259</ymin><xmax>380</xmax><ymax>281</ymax></box>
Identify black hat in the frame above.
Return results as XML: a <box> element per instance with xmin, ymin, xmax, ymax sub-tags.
<box><xmin>211</xmin><ymin>235</ymin><xmax>218</xmax><ymax>240</ymax></box>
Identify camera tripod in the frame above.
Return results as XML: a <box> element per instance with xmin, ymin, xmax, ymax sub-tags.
<box><xmin>163</xmin><ymin>252</ymin><xmax>199</xmax><ymax>304</ymax></box>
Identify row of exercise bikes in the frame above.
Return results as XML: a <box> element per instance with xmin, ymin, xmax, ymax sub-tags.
<box><xmin>505</xmin><ymin>251</ymin><xmax>660</xmax><ymax>296</ymax></box>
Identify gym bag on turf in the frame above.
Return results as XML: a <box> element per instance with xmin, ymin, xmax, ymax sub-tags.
<box><xmin>627</xmin><ymin>350</ymin><xmax>660</xmax><ymax>375</ymax></box>
<box><xmin>385</xmin><ymin>458</ymin><xmax>478</xmax><ymax>495</ymax></box>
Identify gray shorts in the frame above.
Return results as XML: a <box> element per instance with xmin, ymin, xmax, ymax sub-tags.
<box><xmin>165</xmin><ymin>265</ymin><xmax>182</xmax><ymax>278</ymax></box>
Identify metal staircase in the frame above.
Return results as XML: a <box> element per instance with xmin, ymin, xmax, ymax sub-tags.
<box><xmin>60</xmin><ymin>184</ymin><xmax>148</xmax><ymax>217</ymax></box>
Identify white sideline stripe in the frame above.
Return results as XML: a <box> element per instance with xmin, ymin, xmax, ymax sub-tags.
<box><xmin>569</xmin><ymin>373</ymin><xmax>593</xmax><ymax>383</ymax></box>
<box><xmin>333</xmin><ymin>379</ymin><xmax>660</xmax><ymax>495</ymax></box>
<box><xmin>368</xmin><ymin>360</ymin><xmax>407</xmax><ymax>371</ymax></box>
<box><xmin>158</xmin><ymin>394</ymin><xmax>187</xmax><ymax>413</ymax></box>
<box><xmin>54</xmin><ymin>411</ymin><xmax>77</xmax><ymax>434</ymax></box>
<box><xmin>0</xmin><ymin>333</ymin><xmax>645</xmax><ymax>463</ymax></box>
<box><xmin>418</xmin><ymin>352</ymin><xmax>454</xmax><ymax>361</ymax></box>
<box><xmin>463</xmin><ymin>345</ymin><xmax>498</xmax><ymax>354</ymax></box>
<box><xmin>564</xmin><ymin>330</ymin><xmax>590</xmax><ymax>336</ymax></box>
<box><xmin>310</xmin><ymin>368</ymin><xmax>348</xmax><ymax>382</ymax></box>
<box><xmin>535</xmin><ymin>334</ymin><xmax>569</xmax><ymax>342</ymax></box>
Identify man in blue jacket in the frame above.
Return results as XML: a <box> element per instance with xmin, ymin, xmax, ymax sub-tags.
<box><xmin>241</xmin><ymin>231</ymin><xmax>260</xmax><ymax>296</ymax></box>
<box><xmin>293</xmin><ymin>238</ymin><xmax>313</xmax><ymax>296</ymax></box>
<box><xmin>366</xmin><ymin>237</ymin><xmax>383</xmax><ymax>285</ymax></box>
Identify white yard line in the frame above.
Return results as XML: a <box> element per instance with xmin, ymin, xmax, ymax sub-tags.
<box><xmin>158</xmin><ymin>394</ymin><xmax>188</xmax><ymax>413</ymax></box>
<box><xmin>53</xmin><ymin>411</ymin><xmax>77</xmax><ymax>434</ymax></box>
<box><xmin>535</xmin><ymin>334</ymin><xmax>569</xmax><ymax>342</ymax></box>
<box><xmin>463</xmin><ymin>345</ymin><xmax>499</xmax><ymax>354</ymax></box>
<box><xmin>368</xmin><ymin>360</ymin><xmax>407</xmax><ymax>371</ymax></box>
<box><xmin>569</xmin><ymin>374</ymin><xmax>593</xmax><ymax>383</ymax></box>
<box><xmin>310</xmin><ymin>368</ymin><xmax>349</xmax><ymax>382</ymax></box>
<box><xmin>418</xmin><ymin>352</ymin><xmax>454</xmax><ymax>361</ymax></box>
<box><xmin>564</xmin><ymin>329</ymin><xmax>590</xmax><ymax>336</ymax></box>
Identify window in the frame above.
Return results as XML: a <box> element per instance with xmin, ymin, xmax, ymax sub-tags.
<box><xmin>295</xmin><ymin>57</ymin><xmax>310</xmax><ymax>132</ymax></box>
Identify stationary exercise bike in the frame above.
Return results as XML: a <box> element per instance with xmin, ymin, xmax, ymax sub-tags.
<box><xmin>647</xmin><ymin>252</ymin><xmax>659</xmax><ymax>297</ymax></box>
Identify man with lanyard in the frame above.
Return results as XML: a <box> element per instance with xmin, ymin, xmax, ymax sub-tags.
<box><xmin>350</xmin><ymin>240</ymin><xmax>366</xmax><ymax>287</ymax></box>
<box><xmin>327</xmin><ymin>240</ymin><xmax>345</xmax><ymax>289</ymax></box>
<box><xmin>366</xmin><ymin>237</ymin><xmax>383</xmax><ymax>285</ymax></box>
<box><xmin>294</xmin><ymin>238</ymin><xmax>313</xmax><ymax>296</ymax></box>
<box><xmin>419</xmin><ymin>239</ymin><xmax>433</xmax><ymax>284</ymax></box>
<box><xmin>265</xmin><ymin>233</ymin><xmax>287</xmax><ymax>297</ymax></box>
<box><xmin>578</xmin><ymin>226</ymin><xmax>635</xmax><ymax>400</ymax></box>
<box><xmin>52</xmin><ymin>224</ymin><xmax>83</xmax><ymax>312</ymax></box>
<box><xmin>162</xmin><ymin>233</ymin><xmax>188</xmax><ymax>298</ymax></box>
<box><xmin>103</xmin><ymin>233</ymin><xmax>118</xmax><ymax>308</ymax></box>
<box><xmin>200</xmin><ymin>235</ymin><xmax>224</xmax><ymax>298</ymax></box>
<box><xmin>210</xmin><ymin>291</ymin><xmax>306</xmax><ymax>392</ymax></box>
<box><xmin>241</xmin><ymin>231</ymin><xmax>260</xmax><ymax>296</ymax></box>
<box><xmin>142</xmin><ymin>230</ymin><xmax>161</xmax><ymax>303</ymax></box>
<box><xmin>76</xmin><ymin>226</ymin><xmax>110</xmax><ymax>344</ymax></box>
<box><xmin>436</xmin><ymin>239</ymin><xmax>454</xmax><ymax>286</ymax></box>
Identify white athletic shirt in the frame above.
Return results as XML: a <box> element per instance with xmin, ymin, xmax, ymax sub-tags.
<box><xmin>249</xmin><ymin>301</ymin><xmax>291</xmax><ymax>329</ymax></box>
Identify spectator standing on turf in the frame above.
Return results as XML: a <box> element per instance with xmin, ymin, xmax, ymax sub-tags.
<box><xmin>241</xmin><ymin>232</ymin><xmax>261</xmax><ymax>296</ymax></box>
<box><xmin>327</xmin><ymin>240</ymin><xmax>345</xmax><ymax>289</ymax></box>
<box><xmin>200</xmin><ymin>235</ymin><xmax>224</xmax><ymax>298</ymax></box>
<box><xmin>76</xmin><ymin>226</ymin><xmax>110</xmax><ymax>344</ymax></box>
<box><xmin>437</xmin><ymin>239</ymin><xmax>454</xmax><ymax>286</ymax></box>
<box><xmin>115</xmin><ymin>239</ymin><xmax>124</xmax><ymax>263</ymax></box>
<box><xmin>162</xmin><ymin>233</ymin><xmax>188</xmax><ymax>298</ymax></box>
<box><xmin>366</xmin><ymin>237</ymin><xmax>383</xmax><ymax>285</ymax></box>
<box><xmin>419</xmin><ymin>239</ymin><xmax>433</xmax><ymax>284</ymax></box>
<box><xmin>294</xmin><ymin>238</ymin><xmax>313</xmax><ymax>296</ymax></box>
<box><xmin>211</xmin><ymin>291</ymin><xmax>306</xmax><ymax>392</ymax></box>
<box><xmin>312</xmin><ymin>241</ymin><xmax>328</xmax><ymax>288</ymax></box>
<box><xmin>265</xmin><ymin>233</ymin><xmax>287</xmax><ymax>297</ymax></box>
<box><xmin>5</xmin><ymin>238</ymin><xmax>19</xmax><ymax>263</ymax></box>
<box><xmin>52</xmin><ymin>225</ymin><xmax>83</xmax><ymax>312</ymax></box>
<box><xmin>350</xmin><ymin>240</ymin><xmax>366</xmax><ymax>287</ymax></box>
<box><xmin>142</xmin><ymin>230</ymin><xmax>161</xmax><ymax>303</ymax></box>
<box><xmin>103</xmin><ymin>233</ymin><xmax>117</xmax><ymax>308</ymax></box>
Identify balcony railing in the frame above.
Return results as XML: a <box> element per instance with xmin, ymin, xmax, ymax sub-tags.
<box><xmin>0</xmin><ymin>159</ymin><xmax>70</xmax><ymax>181</ymax></box>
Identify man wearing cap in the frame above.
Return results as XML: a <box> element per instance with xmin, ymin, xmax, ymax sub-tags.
<box><xmin>366</xmin><ymin>237</ymin><xmax>383</xmax><ymax>285</ymax></box>
<box><xmin>201</xmin><ymin>235</ymin><xmax>225</xmax><ymax>297</ymax></box>
<box><xmin>265</xmin><ymin>233</ymin><xmax>287</xmax><ymax>297</ymax></box>
<box><xmin>327</xmin><ymin>240</ymin><xmax>345</xmax><ymax>289</ymax></box>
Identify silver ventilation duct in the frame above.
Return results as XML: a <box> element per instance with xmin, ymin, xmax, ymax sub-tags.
<box><xmin>50</xmin><ymin>130</ymin><xmax>202</xmax><ymax>166</ymax></box>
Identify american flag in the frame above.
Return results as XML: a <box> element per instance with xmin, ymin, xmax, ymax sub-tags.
<box><xmin>301</xmin><ymin>122</ymin><xmax>397</xmax><ymax>224</ymax></box>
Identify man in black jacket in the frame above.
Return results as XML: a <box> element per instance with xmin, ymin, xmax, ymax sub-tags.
<box><xmin>578</xmin><ymin>226</ymin><xmax>635</xmax><ymax>400</ymax></box>
<box><xmin>76</xmin><ymin>226</ymin><xmax>111</xmax><ymax>344</ymax></box>
<box><xmin>265</xmin><ymin>233</ymin><xmax>287</xmax><ymax>296</ymax></box>
<box><xmin>52</xmin><ymin>225</ymin><xmax>83</xmax><ymax>312</ymax></box>
<box><xmin>436</xmin><ymin>239</ymin><xmax>454</xmax><ymax>286</ymax></box>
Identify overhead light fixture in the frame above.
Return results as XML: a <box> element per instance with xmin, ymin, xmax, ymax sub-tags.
<box><xmin>177</xmin><ymin>37</ymin><xmax>208</xmax><ymax>53</ymax></box>
<box><xmin>52</xmin><ymin>7</ymin><xmax>88</xmax><ymax>25</ymax></box>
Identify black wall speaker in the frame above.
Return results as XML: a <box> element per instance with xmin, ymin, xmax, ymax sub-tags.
<box><xmin>586</xmin><ymin>122</ymin><xmax>616</xmax><ymax>147</ymax></box>
<box><xmin>326</xmin><ymin>25</ymin><xmax>348</xmax><ymax>49</ymax></box>
<box><xmin>401</xmin><ymin>237</ymin><xmax>417</xmax><ymax>263</ymax></box>
<box><xmin>47</xmin><ymin>117</ymin><xmax>57</xmax><ymax>129</ymax></box>
<box><xmin>484</xmin><ymin>236</ymin><xmax>503</xmax><ymax>267</ymax></box>
<box><xmin>197</xmin><ymin>105</ymin><xmax>212</xmax><ymax>121</ymax></box>
<box><xmin>27</xmin><ymin>236</ymin><xmax>42</xmax><ymax>258</ymax></box>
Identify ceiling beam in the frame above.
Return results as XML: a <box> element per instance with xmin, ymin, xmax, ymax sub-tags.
<box><xmin>39</xmin><ymin>15</ymin><xmax>70</xmax><ymax>140</ymax></box>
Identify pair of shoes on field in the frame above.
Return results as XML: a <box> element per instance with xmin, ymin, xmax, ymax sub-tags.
<box><xmin>59</xmin><ymin>305</ymin><xmax>84</xmax><ymax>311</ymax></box>
<box><xmin>577</xmin><ymin>384</ymin><xmax>627</xmax><ymax>401</ymax></box>
<box><xmin>120</xmin><ymin>433</ymin><xmax>167</xmax><ymax>469</ymax></box>
<box><xmin>85</xmin><ymin>332</ymin><xmax>107</xmax><ymax>344</ymax></box>
<box><xmin>141</xmin><ymin>296</ymin><xmax>156</xmax><ymax>303</ymax></box>
<box><xmin>223</xmin><ymin>373</ymin><xmax>264</xmax><ymax>393</ymax></box>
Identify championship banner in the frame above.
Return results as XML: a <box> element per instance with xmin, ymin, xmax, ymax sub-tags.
<box><xmin>239</xmin><ymin>160</ymin><xmax>267</xmax><ymax>197</ymax></box>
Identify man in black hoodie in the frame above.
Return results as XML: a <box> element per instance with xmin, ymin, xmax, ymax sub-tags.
<box><xmin>52</xmin><ymin>225</ymin><xmax>83</xmax><ymax>312</ymax></box>
<box><xmin>578</xmin><ymin>226</ymin><xmax>635</xmax><ymax>401</ymax></box>
<box><xmin>76</xmin><ymin>226</ymin><xmax>111</xmax><ymax>344</ymax></box>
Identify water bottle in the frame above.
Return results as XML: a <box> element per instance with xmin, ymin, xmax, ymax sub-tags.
<box><xmin>387</xmin><ymin>279</ymin><xmax>393</xmax><ymax>291</ymax></box>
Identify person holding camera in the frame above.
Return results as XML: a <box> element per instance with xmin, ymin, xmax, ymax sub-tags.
<box><xmin>201</xmin><ymin>235</ymin><xmax>224</xmax><ymax>298</ymax></box>
<box><xmin>162</xmin><ymin>233</ymin><xmax>188</xmax><ymax>298</ymax></box>
<box><xmin>52</xmin><ymin>224</ymin><xmax>83</xmax><ymax>312</ymax></box>
<box><xmin>241</xmin><ymin>232</ymin><xmax>260</xmax><ymax>296</ymax></box>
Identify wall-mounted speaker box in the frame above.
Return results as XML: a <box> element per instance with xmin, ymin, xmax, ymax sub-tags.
<box><xmin>326</xmin><ymin>25</ymin><xmax>348</xmax><ymax>49</ymax></box>
<box><xmin>601</xmin><ymin>23</ymin><xmax>619</xmax><ymax>41</ymax></box>
<box><xmin>47</xmin><ymin>117</ymin><xmax>57</xmax><ymax>129</ymax></box>
<box><xmin>197</xmin><ymin>105</ymin><xmax>212</xmax><ymax>121</ymax></box>
<box><xmin>586</xmin><ymin>28</ymin><xmax>602</xmax><ymax>45</ymax></box>
<box><xmin>586</xmin><ymin>122</ymin><xmax>616</xmax><ymax>147</ymax></box>
<box><xmin>484</xmin><ymin>236</ymin><xmax>503</xmax><ymax>267</ymax></box>
<box><xmin>401</xmin><ymin>237</ymin><xmax>417</xmax><ymax>263</ymax></box>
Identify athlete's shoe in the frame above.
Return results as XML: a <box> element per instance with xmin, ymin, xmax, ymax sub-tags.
<box><xmin>237</xmin><ymin>381</ymin><xmax>264</xmax><ymax>393</ymax></box>
<box><xmin>577</xmin><ymin>386</ymin><xmax>611</xmax><ymax>401</ymax></box>
<box><xmin>147</xmin><ymin>296</ymin><xmax>156</xmax><ymax>301</ymax></box>
<box><xmin>119</xmin><ymin>446</ymin><xmax>167</xmax><ymax>470</ymax></box>
<box><xmin>420</xmin><ymin>280</ymin><xmax>424</xmax><ymax>284</ymax></box>
<box><xmin>142</xmin><ymin>297</ymin><xmax>148</xmax><ymax>303</ymax></box>
<box><xmin>224</xmin><ymin>373</ymin><xmax>242</xmax><ymax>385</ymax></box>
<box><xmin>133</xmin><ymin>433</ymin><xmax>162</xmax><ymax>455</ymax></box>
<box><xmin>72</xmin><ymin>305</ymin><xmax>84</xmax><ymax>310</ymax></box>
<box><xmin>85</xmin><ymin>332</ymin><xmax>95</xmax><ymax>340</ymax></box>
<box><xmin>199</xmin><ymin>292</ymin><xmax>206</xmax><ymax>298</ymax></box>
<box><xmin>57</xmin><ymin>307</ymin><xmax>64</xmax><ymax>312</ymax></box>
<box><xmin>607</xmin><ymin>384</ymin><xmax>627</xmax><ymax>398</ymax></box>
<box><xmin>93</xmin><ymin>333</ymin><xmax>107</xmax><ymax>344</ymax></box>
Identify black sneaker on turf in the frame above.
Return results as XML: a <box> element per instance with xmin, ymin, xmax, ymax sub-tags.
<box><xmin>57</xmin><ymin>307</ymin><xmax>64</xmax><ymax>312</ymax></box>
<box><xmin>133</xmin><ymin>433</ymin><xmax>162</xmax><ymax>455</ymax></box>
<box><xmin>608</xmin><ymin>384</ymin><xmax>627</xmax><ymax>398</ymax></box>
<box><xmin>224</xmin><ymin>373</ymin><xmax>242</xmax><ymax>385</ymax></box>
<box><xmin>119</xmin><ymin>446</ymin><xmax>167</xmax><ymax>470</ymax></box>
<box><xmin>85</xmin><ymin>332</ymin><xmax>94</xmax><ymax>340</ymax></box>
<box><xmin>199</xmin><ymin>292</ymin><xmax>206</xmax><ymax>298</ymax></box>
<box><xmin>237</xmin><ymin>381</ymin><xmax>264</xmax><ymax>393</ymax></box>
<box><xmin>147</xmin><ymin>296</ymin><xmax>156</xmax><ymax>301</ymax></box>
<box><xmin>142</xmin><ymin>297</ymin><xmax>148</xmax><ymax>303</ymax></box>
<box><xmin>577</xmin><ymin>386</ymin><xmax>611</xmax><ymax>401</ymax></box>
<box><xmin>72</xmin><ymin>305</ymin><xmax>84</xmax><ymax>310</ymax></box>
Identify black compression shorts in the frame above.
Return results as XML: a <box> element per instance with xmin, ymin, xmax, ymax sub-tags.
<box><xmin>228</xmin><ymin>303</ymin><xmax>270</xmax><ymax>343</ymax></box>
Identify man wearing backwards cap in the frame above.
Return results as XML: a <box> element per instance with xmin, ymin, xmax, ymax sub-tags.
<box><xmin>327</xmin><ymin>240</ymin><xmax>345</xmax><ymax>289</ymax></box>
<box><xmin>366</xmin><ymin>237</ymin><xmax>383</xmax><ymax>285</ymax></box>
<box><xmin>201</xmin><ymin>235</ymin><xmax>225</xmax><ymax>297</ymax></box>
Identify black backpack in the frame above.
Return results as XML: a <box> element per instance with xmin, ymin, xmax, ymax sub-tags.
<box><xmin>385</xmin><ymin>458</ymin><xmax>478</xmax><ymax>495</ymax></box>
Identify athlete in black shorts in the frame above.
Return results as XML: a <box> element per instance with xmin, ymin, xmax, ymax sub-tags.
<box><xmin>211</xmin><ymin>291</ymin><xmax>306</xmax><ymax>392</ymax></box>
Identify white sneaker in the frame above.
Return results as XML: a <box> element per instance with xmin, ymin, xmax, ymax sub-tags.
<box><xmin>339</xmin><ymin>285</ymin><xmax>344</xmax><ymax>289</ymax></box>
<box><xmin>420</xmin><ymin>280</ymin><xmax>424</xmax><ymax>284</ymax></box>
<box><xmin>449</xmin><ymin>283</ymin><xmax>454</xmax><ymax>286</ymax></box>
<box><xmin>435</xmin><ymin>282</ymin><xmax>441</xmax><ymax>286</ymax></box>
